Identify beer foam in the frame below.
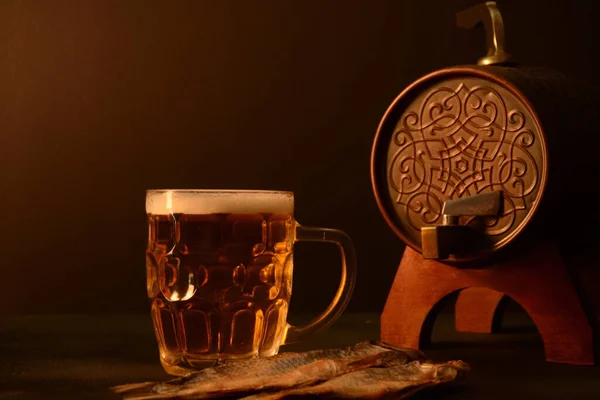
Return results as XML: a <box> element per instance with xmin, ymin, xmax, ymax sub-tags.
<box><xmin>146</xmin><ymin>190</ymin><xmax>294</xmax><ymax>215</ymax></box>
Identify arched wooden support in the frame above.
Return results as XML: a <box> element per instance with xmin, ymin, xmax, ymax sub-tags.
<box><xmin>455</xmin><ymin>287</ymin><xmax>504</xmax><ymax>333</ymax></box>
<box><xmin>381</xmin><ymin>243</ymin><xmax>595</xmax><ymax>365</ymax></box>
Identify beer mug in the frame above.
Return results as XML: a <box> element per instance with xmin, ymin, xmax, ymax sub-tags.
<box><xmin>145</xmin><ymin>189</ymin><xmax>357</xmax><ymax>376</ymax></box>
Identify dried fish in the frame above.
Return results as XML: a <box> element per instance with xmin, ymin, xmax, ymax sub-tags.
<box><xmin>113</xmin><ymin>342</ymin><xmax>417</xmax><ymax>399</ymax></box>
<box><xmin>111</xmin><ymin>342</ymin><xmax>467</xmax><ymax>400</ymax></box>
<box><xmin>243</xmin><ymin>360</ymin><xmax>470</xmax><ymax>399</ymax></box>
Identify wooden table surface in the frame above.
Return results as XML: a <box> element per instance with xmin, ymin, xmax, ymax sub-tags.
<box><xmin>1</xmin><ymin>312</ymin><xmax>599</xmax><ymax>399</ymax></box>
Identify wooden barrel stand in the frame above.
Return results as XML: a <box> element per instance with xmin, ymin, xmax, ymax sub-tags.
<box><xmin>380</xmin><ymin>243</ymin><xmax>596</xmax><ymax>365</ymax></box>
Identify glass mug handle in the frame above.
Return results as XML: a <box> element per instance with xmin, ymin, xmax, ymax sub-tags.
<box><xmin>283</xmin><ymin>223</ymin><xmax>357</xmax><ymax>344</ymax></box>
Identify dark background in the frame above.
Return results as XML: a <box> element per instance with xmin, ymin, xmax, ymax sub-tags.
<box><xmin>1</xmin><ymin>0</ymin><xmax>598</xmax><ymax>316</ymax></box>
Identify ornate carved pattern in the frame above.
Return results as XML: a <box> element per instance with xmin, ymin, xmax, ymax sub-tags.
<box><xmin>387</xmin><ymin>78</ymin><xmax>545</xmax><ymax>245</ymax></box>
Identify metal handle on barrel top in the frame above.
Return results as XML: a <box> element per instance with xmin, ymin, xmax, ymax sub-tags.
<box><xmin>456</xmin><ymin>1</ymin><xmax>514</xmax><ymax>66</ymax></box>
<box><xmin>282</xmin><ymin>224</ymin><xmax>357</xmax><ymax>344</ymax></box>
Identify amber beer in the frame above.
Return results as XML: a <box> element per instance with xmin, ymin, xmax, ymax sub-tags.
<box><xmin>146</xmin><ymin>190</ymin><xmax>356</xmax><ymax>376</ymax></box>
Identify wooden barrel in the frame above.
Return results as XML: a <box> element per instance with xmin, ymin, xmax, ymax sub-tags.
<box><xmin>371</xmin><ymin>64</ymin><xmax>600</xmax><ymax>263</ymax></box>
